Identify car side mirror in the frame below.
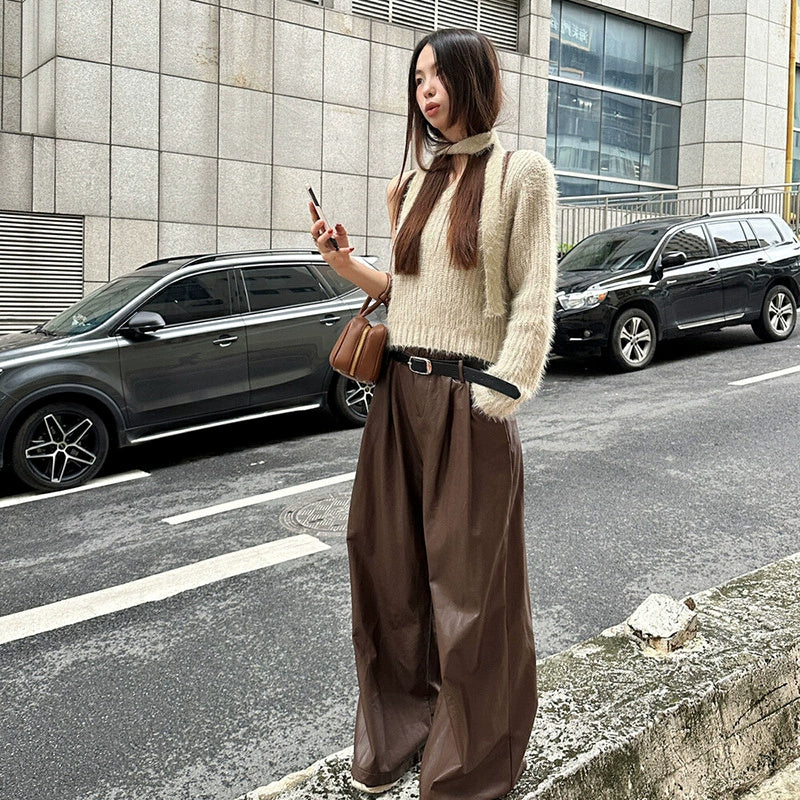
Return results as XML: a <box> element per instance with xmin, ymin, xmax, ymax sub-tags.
<box><xmin>121</xmin><ymin>311</ymin><xmax>166</xmax><ymax>337</ymax></box>
<box><xmin>661</xmin><ymin>251</ymin><xmax>687</xmax><ymax>268</ymax></box>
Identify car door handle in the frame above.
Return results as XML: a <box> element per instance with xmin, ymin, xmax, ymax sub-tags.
<box><xmin>213</xmin><ymin>335</ymin><xmax>238</xmax><ymax>347</ymax></box>
<box><xmin>666</xmin><ymin>279</ymin><xmax>678</xmax><ymax>285</ymax></box>
<box><xmin>756</xmin><ymin>258</ymin><xmax>767</xmax><ymax>265</ymax></box>
<box><xmin>707</xmin><ymin>266</ymin><xmax>719</xmax><ymax>274</ymax></box>
<box><xmin>320</xmin><ymin>315</ymin><xmax>341</xmax><ymax>326</ymax></box>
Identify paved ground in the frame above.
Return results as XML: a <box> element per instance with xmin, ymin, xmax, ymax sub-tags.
<box><xmin>1</xmin><ymin>326</ymin><xmax>799</xmax><ymax>799</ymax></box>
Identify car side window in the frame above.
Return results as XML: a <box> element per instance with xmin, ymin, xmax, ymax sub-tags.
<box><xmin>665</xmin><ymin>225</ymin><xmax>711</xmax><ymax>264</ymax></box>
<box><xmin>747</xmin><ymin>218</ymin><xmax>783</xmax><ymax>248</ymax></box>
<box><xmin>315</xmin><ymin>261</ymin><xmax>358</xmax><ymax>297</ymax></box>
<box><xmin>137</xmin><ymin>271</ymin><xmax>232</xmax><ymax>326</ymax></box>
<box><xmin>242</xmin><ymin>265</ymin><xmax>327</xmax><ymax>312</ymax></box>
<box><xmin>706</xmin><ymin>221</ymin><xmax>749</xmax><ymax>256</ymax></box>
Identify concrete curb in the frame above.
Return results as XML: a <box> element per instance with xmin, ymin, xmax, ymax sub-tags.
<box><xmin>241</xmin><ymin>553</ymin><xmax>800</xmax><ymax>800</ymax></box>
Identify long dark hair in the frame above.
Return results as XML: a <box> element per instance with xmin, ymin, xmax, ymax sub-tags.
<box><xmin>390</xmin><ymin>29</ymin><xmax>504</xmax><ymax>275</ymax></box>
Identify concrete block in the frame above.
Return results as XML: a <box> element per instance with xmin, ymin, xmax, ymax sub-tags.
<box><xmin>321</xmin><ymin>171</ymin><xmax>367</xmax><ymax>238</ymax></box>
<box><xmin>55</xmin><ymin>139</ymin><xmax>109</xmax><ymax>216</ymax></box>
<box><xmin>272</xmin><ymin>94</ymin><xmax>322</xmax><ymax>170</ymax></box>
<box><xmin>3</xmin><ymin>0</ymin><xmax>21</xmax><ymax>77</ymax></box>
<box><xmin>765</xmin><ymin>63</ymin><xmax>788</xmax><ymax>110</ymax></box>
<box><xmin>36</xmin><ymin>60</ymin><xmax>55</xmax><ymax>136</ymax></box>
<box><xmin>703</xmin><ymin>142</ymin><xmax>743</xmax><ymax>186</ymax></box>
<box><xmin>219</xmin><ymin>85</ymin><xmax>271</xmax><ymax>164</ymax></box>
<box><xmin>217</xmin><ymin>159</ymin><xmax>271</xmax><ymax>228</ymax></box>
<box><xmin>680</xmin><ymin>101</ymin><xmax>707</xmax><ymax>147</ymax></box>
<box><xmin>323</xmin><ymin>32</ymin><xmax>371</xmax><ymax>109</ymax></box>
<box><xmin>365</xmin><ymin>236</ymin><xmax>391</xmax><ymax>271</ymax></box>
<box><xmin>22</xmin><ymin>0</ymin><xmax>38</xmax><ymax>76</ymax></box>
<box><xmin>626</xmin><ymin>593</ymin><xmax>697</xmax><ymax>652</ymax></box>
<box><xmin>367</xmin><ymin>176</ymin><xmax>390</xmax><ymax>240</ymax></box>
<box><xmin>160</xmin><ymin>0</ymin><xmax>219</xmax><ymax>83</ymax></box>
<box><xmin>684</xmin><ymin>17</ymin><xmax>709</xmax><ymax>62</ymax></box>
<box><xmin>110</xmin><ymin>146</ymin><xmax>158</xmax><ymax>220</ymax></box>
<box><xmin>274</xmin><ymin>0</ymin><xmax>322</xmax><ymax>27</ymax></box>
<box><xmin>0</xmin><ymin>131</ymin><xmax>33</xmax><ymax>210</ymax></box>
<box><xmin>56</xmin><ymin>0</ymin><xmax>111</xmax><ymax>62</ymax></box>
<box><xmin>220</xmin><ymin>0</ymin><xmax>273</xmax><ymax>16</ymax></box>
<box><xmin>38</xmin><ymin>0</ymin><xmax>55</xmax><ymax>64</ymax></box>
<box><xmin>706</xmin><ymin>57</ymin><xmax>745</xmax><ymax>101</ymax></box>
<box><xmin>270</xmin><ymin>164</ymin><xmax>318</xmax><ymax>232</ymax></box>
<box><xmin>273</xmin><ymin>21</ymin><xmax>322</xmax><ymax>100</ymax></box>
<box><xmin>217</xmin><ymin>226</ymin><xmax>271</xmax><ymax>252</ymax></box>
<box><xmin>110</xmin><ymin>218</ymin><xmax>158</xmax><ymax>277</ymax></box>
<box><xmin>744</xmin><ymin>59</ymin><xmax>768</xmax><ymax>105</ymax></box>
<box><xmin>270</xmin><ymin>228</ymin><xmax>310</xmax><ymax>250</ymax></box>
<box><xmin>158</xmin><ymin>221</ymin><xmax>217</xmax><ymax>257</ymax></box>
<box><xmin>496</xmin><ymin>129</ymin><xmax>518</xmax><ymax>152</ymax></box>
<box><xmin>369</xmin><ymin>43</ymin><xmax>409</xmax><ymax>116</ymax></box>
<box><xmin>498</xmin><ymin>70</ymin><xmax>520</xmax><ymax>134</ymax></box>
<box><xmin>83</xmin><ymin>215</ymin><xmax>110</xmax><ymax>283</ymax></box>
<box><xmin>21</xmin><ymin>73</ymin><xmax>37</xmax><ymax>133</ymax></box>
<box><xmin>323</xmin><ymin>104</ymin><xmax>368</xmax><ymax>175</ymax></box>
<box><xmin>55</xmin><ymin>58</ymin><xmax>110</xmax><ymax>143</ymax></box>
<box><xmin>519</xmin><ymin>72</ymin><xmax>547</xmax><ymax>139</ymax></box>
<box><xmin>517</xmin><ymin>133</ymin><xmax>545</xmax><ymax>154</ymax></box>
<box><xmin>159</xmin><ymin>153</ymin><xmax>218</xmax><ymax>226</ymax></box>
<box><xmin>112</xmin><ymin>0</ymin><xmax>159</xmax><ymax>72</ymax></box>
<box><xmin>705</xmin><ymin>99</ymin><xmax>744</xmax><ymax>144</ymax></box>
<box><xmin>367</xmin><ymin>112</ymin><xmax>406</xmax><ymax>179</ymax></box>
<box><xmin>32</xmin><ymin>135</ymin><xmax>55</xmax><ymax>212</ymax></box>
<box><xmin>219</xmin><ymin>7</ymin><xmax>272</xmax><ymax>92</ymax></box>
<box><xmin>768</xmin><ymin>22</ymin><xmax>789</xmax><ymax>67</ymax></box>
<box><xmin>745</xmin><ymin>16</ymin><xmax>769</xmax><ymax>61</ymax></box>
<box><xmin>111</xmin><ymin>66</ymin><xmax>159</xmax><ymax>150</ymax></box>
<box><xmin>370</xmin><ymin>19</ymin><xmax>414</xmax><ymax>50</ymax></box>
<box><xmin>160</xmin><ymin>75</ymin><xmax>218</xmax><ymax>157</ymax></box>
<box><xmin>742</xmin><ymin>103</ymin><xmax>767</xmax><ymax>147</ymax></box>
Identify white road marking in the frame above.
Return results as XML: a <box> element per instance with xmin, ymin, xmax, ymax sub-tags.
<box><xmin>0</xmin><ymin>470</ymin><xmax>150</xmax><ymax>509</ymax></box>
<box><xmin>163</xmin><ymin>471</ymin><xmax>356</xmax><ymax>525</ymax></box>
<box><xmin>0</xmin><ymin>534</ymin><xmax>330</xmax><ymax>646</ymax></box>
<box><xmin>728</xmin><ymin>364</ymin><xmax>800</xmax><ymax>386</ymax></box>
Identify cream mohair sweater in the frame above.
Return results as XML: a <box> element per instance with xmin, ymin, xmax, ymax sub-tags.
<box><xmin>387</xmin><ymin>129</ymin><xmax>558</xmax><ymax>420</ymax></box>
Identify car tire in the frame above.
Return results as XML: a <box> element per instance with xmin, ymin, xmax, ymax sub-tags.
<box><xmin>12</xmin><ymin>402</ymin><xmax>110</xmax><ymax>492</ymax></box>
<box><xmin>751</xmin><ymin>285</ymin><xmax>797</xmax><ymax>342</ymax></box>
<box><xmin>607</xmin><ymin>308</ymin><xmax>656</xmax><ymax>371</ymax></box>
<box><xmin>330</xmin><ymin>375</ymin><xmax>373</xmax><ymax>427</ymax></box>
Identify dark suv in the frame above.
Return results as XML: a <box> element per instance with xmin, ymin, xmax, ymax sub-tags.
<box><xmin>0</xmin><ymin>250</ymin><xmax>377</xmax><ymax>492</ymax></box>
<box><xmin>554</xmin><ymin>210</ymin><xmax>800</xmax><ymax>370</ymax></box>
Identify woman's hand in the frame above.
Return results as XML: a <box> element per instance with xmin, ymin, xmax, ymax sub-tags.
<box><xmin>309</xmin><ymin>202</ymin><xmax>355</xmax><ymax>274</ymax></box>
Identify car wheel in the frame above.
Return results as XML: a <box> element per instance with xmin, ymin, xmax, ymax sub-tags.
<box><xmin>12</xmin><ymin>402</ymin><xmax>110</xmax><ymax>492</ymax></box>
<box><xmin>607</xmin><ymin>308</ymin><xmax>656</xmax><ymax>371</ymax></box>
<box><xmin>751</xmin><ymin>285</ymin><xmax>797</xmax><ymax>342</ymax></box>
<box><xmin>330</xmin><ymin>375</ymin><xmax>373</xmax><ymax>427</ymax></box>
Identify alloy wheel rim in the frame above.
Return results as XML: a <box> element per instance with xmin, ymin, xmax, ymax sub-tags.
<box><xmin>24</xmin><ymin>412</ymin><xmax>98</xmax><ymax>485</ymax></box>
<box><xmin>768</xmin><ymin>292</ymin><xmax>793</xmax><ymax>334</ymax></box>
<box><xmin>620</xmin><ymin>316</ymin><xmax>652</xmax><ymax>365</ymax></box>
<box><xmin>345</xmin><ymin>380</ymin><xmax>373</xmax><ymax>419</ymax></box>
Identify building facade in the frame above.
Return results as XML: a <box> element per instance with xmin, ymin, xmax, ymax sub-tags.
<box><xmin>0</xmin><ymin>0</ymin><xmax>796</xmax><ymax>328</ymax></box>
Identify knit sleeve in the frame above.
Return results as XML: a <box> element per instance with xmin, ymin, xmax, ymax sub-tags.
<box><xmin>471</xmin><ymin>152</ymin><xmax>558</xmax><ymax>420</ymax></box>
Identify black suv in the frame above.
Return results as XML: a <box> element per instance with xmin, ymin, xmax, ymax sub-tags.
<box><xmin>0</xmin><ymin>250</ymin><xmax>377</xmax><ymax>492</ymax></box>
<box><xmin>554</xmin><ymin>210</ymin><xmax>800</xmax><ymax>370</ymax></box>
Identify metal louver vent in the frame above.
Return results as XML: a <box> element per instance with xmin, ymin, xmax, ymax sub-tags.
<box><xmin>351</xmin><ymin>0</ymin><xmax>518</xmax><ymax>51</ymax></box>
<box><xmin>0</xmin><ymin>211</ymin><xmax>84</xmax><ymax>334</ymax></box>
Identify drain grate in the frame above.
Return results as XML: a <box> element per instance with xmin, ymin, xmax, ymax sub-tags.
<box><xmin>279</xmin><ymin>493</ymin><xmax>350</xmax><ymax>534</ymax></box>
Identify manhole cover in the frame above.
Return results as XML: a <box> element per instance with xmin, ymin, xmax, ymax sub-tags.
<box><xmin>280</xmin><ymin>493</ymin><xmax>350</xmax><ymax>534</ymax></box>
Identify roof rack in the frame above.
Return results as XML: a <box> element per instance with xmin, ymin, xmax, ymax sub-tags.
<box><xmin>698</xmin><ymin>207</ymin><xmax>764</xmax><ymax>218</ymax></box>
<box><xmin>136</xmin><ymin>249</ymin><xmax>380</xmax><ymax>271</ymax></box>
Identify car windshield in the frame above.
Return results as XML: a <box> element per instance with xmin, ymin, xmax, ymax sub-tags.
<box><xmin>40</xmin><ymin>275</ymin><xmax>160</xmax><ymax>335</ymax></box>
<box><xmin>559</xmin><ymin>227</ymin><xmax>666</xmax><ymax>273</ymax></box>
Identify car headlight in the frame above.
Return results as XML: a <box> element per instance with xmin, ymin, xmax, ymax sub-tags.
<box><xmin>557</xmin><ymin>288</ymin><xmax>608</xmax><ymax>311</ymax></box>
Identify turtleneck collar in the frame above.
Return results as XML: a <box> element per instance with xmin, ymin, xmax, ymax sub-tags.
<box><xmin>438</xmin><ymin>129</ymin><xmax>498</xmax><ymax>157</ymax></box>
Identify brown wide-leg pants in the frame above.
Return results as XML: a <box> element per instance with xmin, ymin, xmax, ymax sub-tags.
<box><xmin>347</xmin><ymin>353</ymin><xmax>538</xmax><ymax>800</ymax></box>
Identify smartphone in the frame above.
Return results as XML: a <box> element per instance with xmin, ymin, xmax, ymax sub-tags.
<box><xmin>306</xmin><ymin>184</ymin><xmax>340</xmax><ymax>251</ymax></box>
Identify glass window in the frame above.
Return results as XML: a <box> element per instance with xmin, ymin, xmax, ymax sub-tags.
<box><xmin>640</xmin><ymin>101</ymin><xmax>680</xmax><ymax>186</ymax></box>
<box><xmin>598</xmin><ymin>181</ymin><xmax>639</xmax><ymax>195</ymax></box>
<box><xmin>747</xmin><ymin>218</ymin><xmax>783</xmax><ymax>248</ymax></box>
<box><xmin>138</xmin><ymin>272</ymin><xmax>232</xmax><ymax>326</ymax></box>
<box><xmin>644</xmin><ymin>26</ymin><xmax>682</xmax><ymax>101</ymax></box>
<box><xmin>242</xmin><ymin>265</ymin><xmax>326</xmax><ymax>312</ymax></box>
<box><xmin>555</xmin><ymin>83</ymin><xmax>601</xmax><ymax>175</ymax></box>
<box><xmin>315</xmin><ymin>261</ymin><xmax>357</xmax><ymax>296</ymax></box>
<box><xmin>546</xmin><ymin>81</ymin><xmax>558</xmax><ymax>162</ymax></box>
<box><xmin>706</xmin><ymin>221</ymin><xmax>750</xmax><ymax>256</ymax></box>
<box><xmin>793</xmin><ymin>130</ymin><xmax>800</xmax><ymax>183</ymax></box>
<box><xmin>773</xmin><ymin>215</ymin><xmax>797</xmax><ymax>242</ymax></box>
<box><xmin>559</xmin><ymin>2</ymin><xmax>604</xmax><ymax>85</ymax></box>
<box><xmin>665</xmin><ymin>225</ymin><xmax>710</xmax><ymax>263</ymax></box>
<box><xmin>604</xmin><ymin>16</ymin><xmax>644</xmax><ymax>93</ymax></box>
<box><xmin>549</xmin><ymin>0</ymin><xmax>561</xmax><ymax>76</ymax></box>
<box><xmin>557</xmin><ymin>175</ymin><xmax>599</xmax><ymax>197</ymax></box>
<box><xmin>600</xmin><ymin>93</ymin><xmax>642</xmax><ymax>181</ymax></box>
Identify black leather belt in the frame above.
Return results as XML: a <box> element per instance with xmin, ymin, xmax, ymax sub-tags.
<box><xmin>388</xmin><ymin>350</ymin><xmax>520</xmax><ymax>399</ymax></box>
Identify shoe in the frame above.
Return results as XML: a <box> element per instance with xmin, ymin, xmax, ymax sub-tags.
<box><xmin>350</xmin><ymin>777</ymin><xmax>400</xmax><ymax>794</ymax></box>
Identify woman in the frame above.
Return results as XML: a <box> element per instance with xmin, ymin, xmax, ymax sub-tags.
<box><xmin>309</xmin><ymin>28</ymin><xmax>557</xmax><ymax>800</ymax></box>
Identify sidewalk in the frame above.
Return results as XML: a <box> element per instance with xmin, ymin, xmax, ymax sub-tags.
<box><xmin>241</xmin><ymin>552</ymin><xmax>800</xmax><ymax>800</ymax></box>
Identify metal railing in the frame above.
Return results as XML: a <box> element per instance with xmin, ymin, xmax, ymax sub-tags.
<box><xmin>558</xmin><ymin>182</ymin><xmax>800</xmax><ymax>252</ymax></box>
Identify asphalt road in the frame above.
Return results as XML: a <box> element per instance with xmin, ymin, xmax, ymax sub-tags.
<box><xmin>2</xmin><ymin>327</ymin><xmax>800</xmax><ymax>800</ymax></box>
